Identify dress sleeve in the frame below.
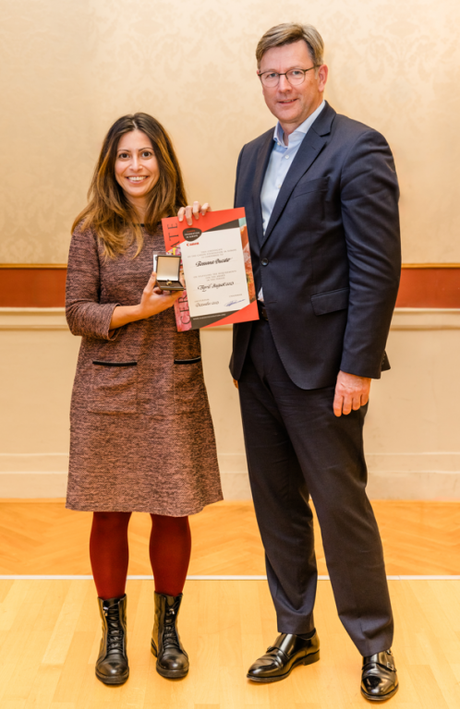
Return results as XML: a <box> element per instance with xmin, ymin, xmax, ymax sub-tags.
<box><xmin>65</xmin><ymin>226</ymin><xmax>121</xmax><ymax>340</ymax></box>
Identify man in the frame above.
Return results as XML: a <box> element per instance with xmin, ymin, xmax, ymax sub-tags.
<box><xmin>230</xmin><ymin>23</ymin><xmax>400</xmax><ymax>702</ymax></box>
<box><xmin>179</xmin><ymin>21</ymin><xmax>400</xmax><ymax>701</ymax></box>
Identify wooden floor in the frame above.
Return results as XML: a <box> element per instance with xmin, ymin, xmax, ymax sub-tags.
<box><xmin>1</xmin><ymin>500</ymin><xmax>460</xmax><ymax>708</ymax></box>
<box><xmin>1</xmin><ymin>499</ymin><xmax>460</xmax><ymax>576</ymax></box>
<box><xmin>2</xmin><ymin>577</ymin><xmax>460</xmax><ymax>709</ymax></box>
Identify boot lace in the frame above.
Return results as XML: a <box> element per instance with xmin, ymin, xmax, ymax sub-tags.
<box><xmin>105</xmin><ymin>605</ymin><xmax>124</xmax><ymax>654</ymax></box>
<box><xmin>163</xmin><ymin>607</ymin><xmax>180</xmax><ymax>650</ymax></box>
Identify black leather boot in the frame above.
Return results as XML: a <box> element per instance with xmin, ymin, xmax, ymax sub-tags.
<box><xmin>151</xmin><ymin>592</ymin><xmax>189</xmax><ymax>678</ymax></box>
<box><xmin>95</xmin><ymin>595</ymin><xmax>129</xmax><ymax>685</ymax></box>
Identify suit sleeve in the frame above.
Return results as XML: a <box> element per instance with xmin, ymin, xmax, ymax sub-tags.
<box><xmin>65</xmin><ymin>226</ymin><xmax>121</xmax><ymax>341</ymax></box>
<box><xmin>339</xmin><ymin>129</ymin><xmax>401</xmax><ymax>378</ymax></box>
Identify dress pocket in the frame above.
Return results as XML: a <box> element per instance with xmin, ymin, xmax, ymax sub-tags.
<box><xmin>173</xmin><ymin>358</ymin><xmax>207</xmax><ymax>414</ymax></box>
<box><xmin>88</xmin><ymin>361</ymin><xmax>138</xmax><ymax>414</ymax></box>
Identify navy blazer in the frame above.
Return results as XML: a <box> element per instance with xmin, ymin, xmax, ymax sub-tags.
<box><xmin>230</xmin><ymin>102</ymin><xmax>401</xmax><ymax>389</ymax></box>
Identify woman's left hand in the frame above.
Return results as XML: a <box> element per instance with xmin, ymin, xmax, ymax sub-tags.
<box><xmin>178</xmin><ymin>201</ymin><xmax>211</xmax><ymax>225</ymax></box>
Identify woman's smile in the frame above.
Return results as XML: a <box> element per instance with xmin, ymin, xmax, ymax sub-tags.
<box><xmin>115</xmin><ymin>130</ymin><xmax>160</xmax><ymax>210</ymax></box>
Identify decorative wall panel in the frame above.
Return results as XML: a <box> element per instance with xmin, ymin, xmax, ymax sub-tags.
<box><xmin>2</xmin><ymin>266</ymin><xmax>459</xmax><ymax>308</ymax></box>
<box><xmin>1</xmin><ymin>0</ymin><xmax>459</xmax><ymax>263</ymax></box>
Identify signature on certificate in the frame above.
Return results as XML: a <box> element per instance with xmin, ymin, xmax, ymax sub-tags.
<box><xmin>226</xmin><ymin>298</ymin><xmax>246</xmax><ymax>308</ymax></box>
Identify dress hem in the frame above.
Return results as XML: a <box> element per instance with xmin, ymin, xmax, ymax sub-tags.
<box><xmin>65</xmin><ymin>493</ymin><xmax>224</xmax><ymax>516</ymax></box>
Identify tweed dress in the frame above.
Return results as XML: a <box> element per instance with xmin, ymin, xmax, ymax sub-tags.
<box><xmin>65</xmin><ymin>224</ymin><xmax>223</xmax><ymax>515</ymax></box>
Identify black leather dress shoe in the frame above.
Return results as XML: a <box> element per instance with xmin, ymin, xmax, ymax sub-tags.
<box><xmin>247</xmin><ymin>632</ymin><xmax>320</xmax><ymax>683</ymax></box>
<box><xmin>361</xmin><ymin>649</ymin><xmax>398</xmax><ymax>701</ymax></box>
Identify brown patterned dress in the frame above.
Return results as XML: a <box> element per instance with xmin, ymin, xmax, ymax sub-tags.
<box><xmin>65</xmin><ymin>224</ymin><xmax>222</xmax><ymax>515</ymax></box>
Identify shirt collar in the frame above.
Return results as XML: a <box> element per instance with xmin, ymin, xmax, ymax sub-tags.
<box><xmin>273</xmin><ymin>100</ymin><xmax>326</xmax><ymax>147</ymax></box>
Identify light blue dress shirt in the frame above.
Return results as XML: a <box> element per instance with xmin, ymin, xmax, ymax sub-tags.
<box><xmin>258</xmin><ymin>101</ymin><xmax>326</xmax><ymax>301</ymax></box>
<box><xmin>260</xmin><ymin>100</ymin><xmax>326</xmax><ymax>234</ymax></box>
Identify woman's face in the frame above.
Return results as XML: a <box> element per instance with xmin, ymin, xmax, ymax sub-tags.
<box><xmin>114</xmin><ymin>130</ymin><xmax>160</xmax><ymax>211</ymax></box>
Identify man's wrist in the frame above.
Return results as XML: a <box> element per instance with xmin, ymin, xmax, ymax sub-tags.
<box><xmin>339</xmin><ymin>369</ymin><xmax>372</xmax><ymax>382</ymax></box>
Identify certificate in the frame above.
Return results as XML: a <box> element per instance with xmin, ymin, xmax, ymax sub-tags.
<box><xmin>161</xmin><ymin>208</ymin><xmax>258</xmax><ymax>330</ymax></box>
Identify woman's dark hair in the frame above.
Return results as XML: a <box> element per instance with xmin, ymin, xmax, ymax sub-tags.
<box><xmin>72</xmin><ymin>113</ymin><xmax>187</xmax><ymax>257</ymax></box>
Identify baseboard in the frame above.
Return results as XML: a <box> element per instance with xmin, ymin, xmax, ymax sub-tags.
<box><xmin>2</xmin><ymin>454</ymin><xmax>460</xmax><ymax>500</ymax></box>
<box><xmin>0</xmin><ymin>471</ymin><xmax>254</xmax><ymax>500</ymax></box>
<box><xmin>1</xmin><ymin>307</ymin><xmax>460</xmax><ymax>331</ymax></box>
<box><xmin>220</xmin><ymin>472</ymin><xmax>252</xmax><ymax>500</ymax></box>
<box><xmin>366</xmin><ymin>471</ymin><xmax>460</xmax><ymax>500</ymax></box>
<box><xmin>0</xmin><ymin>472</ymin><xmax>68</xmax><ymax>497</ymax></box>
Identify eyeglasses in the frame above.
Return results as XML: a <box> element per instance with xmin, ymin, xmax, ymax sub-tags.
<box><xmin>258</xmin><ymin>67</ymin><xmax>318</xmax><ymax>88</ymax></box>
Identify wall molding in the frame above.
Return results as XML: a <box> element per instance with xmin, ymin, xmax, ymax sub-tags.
<box><xmin>2</xmin><ymin>265</ymin><xmax>459</xmax><ymax>308</ymax></box>
<box><xmin>1</xmin><ymin>471</ymin><xmax>459</xmax><ymax>501</ymax></box>
<box><xmin>366</xmin><ymin>452</ymin><xmax>460</xmax><ymax>472</ymax></box>
<box><xmin>401</xmin><ymin>264</ymin><xmax>460</xmax><ymax>268</ymax></box>
<box><xmin>1</xmin><ymin>263</ymin><xmax>459</xmax><ymax>268</ymax></box>
<box><xmin>396</xmin><ymin>267</ymin><xmax>460</xmax><ymax>308</ymax></box>
<box><xmin>390</xmin><ymin>308</ymin><xmax>460</xmax><ymax>330</ymax></box>
<box><xmin>1</xmin><ymin>306</ymin><xmax>460</xmax><ymax>331</ymax></box>
<box><xmin>0</xmin><ymin>264</ymin><xmax>67</xmax><ymax>269</ymax></box>
<box><xmin>367</xmin><ymin>472</ymin><xmax>460</xmax><ymax>500</ymax></box>
<box><xmin>0</xmin><ymin>308</ymin><xmax>68</xmax><ymax>330</ymax></box>
<box><xmin>0</xmin><ymin>473</ymin><xmax>68</xmax><ymax>498</ymax></box>
<box><xmin>0</xmin><ymin>453</ymin><xmax>69</xmax><ymax>472</ymax></box>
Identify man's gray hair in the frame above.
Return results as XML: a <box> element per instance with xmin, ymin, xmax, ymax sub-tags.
<box><xmin>256</xmin><ymin>23</ymin><xmax>324</xmax><ymax>67</ymax></box>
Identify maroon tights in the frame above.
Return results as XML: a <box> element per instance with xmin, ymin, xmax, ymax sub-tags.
<box><xmin>90</xmin><ymin>511</ymin><xmax>191</xmax><ymax>600</ymax></box>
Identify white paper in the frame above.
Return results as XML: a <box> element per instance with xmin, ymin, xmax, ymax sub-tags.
<box><xmin>180</xmin><ymin>227</ymin><xmax>250</xmax><ymax>318</ymax></box>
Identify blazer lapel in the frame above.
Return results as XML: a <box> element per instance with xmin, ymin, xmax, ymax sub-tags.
<box><xmin>251</xmin><ymin>130</ymin><xmax>275</xmax><ymax>250</ymax></box>
<box><xmin>261</xmin><ymin>103</ymin><xmax>335</xmax><ymax>247</ymax></box>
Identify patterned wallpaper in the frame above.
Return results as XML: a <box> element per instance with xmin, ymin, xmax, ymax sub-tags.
<box><xmin>1</xmin><ymin>0</ymin><xmax>459</xmax><ymax>263</ymax></box>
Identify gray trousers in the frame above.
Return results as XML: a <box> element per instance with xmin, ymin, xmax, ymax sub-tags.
<box><xmin>238</xmin><ymin>319</ymin><xmax>394</xmax><ymax>656</ymax></box>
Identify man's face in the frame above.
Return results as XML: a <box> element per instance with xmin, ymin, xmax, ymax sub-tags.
<box><xmin>258</xmin><ymin>40</ymin><xmax>328</xmax><ymax>137</ymax></box>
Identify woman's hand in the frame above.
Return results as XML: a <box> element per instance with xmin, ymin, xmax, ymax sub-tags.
<box><xmin>109</xmin><ymin>272</ymin><xmax>181</xmax><ymax>330</ymax></box>
<box><xmin>138</xmin><ymin>272</ymin><xmax>182</xmax><ymax>316</ymax></box>
<box><xmin>177</xmin><ymin>201</ymin><xmax>211</xmax><ymax>225</ymax></box>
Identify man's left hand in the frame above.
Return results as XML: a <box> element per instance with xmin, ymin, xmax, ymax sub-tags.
<box><xmin>333</xmin><ymin>371</ymin><xmax>371</xmax><ymax>417</ymax></box>
<box><xmin>177</xmin><ymin>201</ymin><xmax>211</xmax><ymax>225</ymax></box>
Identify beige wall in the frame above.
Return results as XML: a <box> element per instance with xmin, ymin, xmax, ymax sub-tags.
<box><xmin>1</xmin><ymin>309</ymin><xmax>460</xmax><ymax>500</ymax></box>
<box><xmin>2</xmin><ymin>0</ymin><xmax>460</xmax><ymax>264</ymax></box>
<box><xmin>1</xmin><ymin>2</ymin><xmax>459</xmax><ymax>500</ymax></box>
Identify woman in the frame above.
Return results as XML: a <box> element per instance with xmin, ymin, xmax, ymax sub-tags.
<box><xmin>66</xmin><ymin>113</ymin><xmax>222</xmax><ymax>685</ymax></box>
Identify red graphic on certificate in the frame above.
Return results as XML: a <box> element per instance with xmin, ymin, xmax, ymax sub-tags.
<box><xmin>162</xmin><ymin>208</ymin><xmax>258</xmax><ymax>331</ymax></box>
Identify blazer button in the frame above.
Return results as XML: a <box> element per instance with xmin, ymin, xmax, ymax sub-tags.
<box><xmin>261</xmin><ymin>258</ymin><xmax>269</xmax><ymax>266</ymax></box>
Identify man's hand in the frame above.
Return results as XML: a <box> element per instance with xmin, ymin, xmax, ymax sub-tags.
<box><xmin>177</xmin><ymin>201</ymin><xmax>211</xmax><ymax>225</ymax></box>
<box><xmin>333</xmin><ymin>370</ymin><xmax>371</xmax><ymax>417</ymax></box>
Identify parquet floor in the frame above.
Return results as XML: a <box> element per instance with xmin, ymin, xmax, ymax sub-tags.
<box><xmin>1</xmin><ymin>499</ymin><xmax>459</xmax><ymax>576</ymax></box>
<box><xmin>1</xmin><ymin>500</ymin><xmax>460</xmax><ymax>708</ymax></box>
